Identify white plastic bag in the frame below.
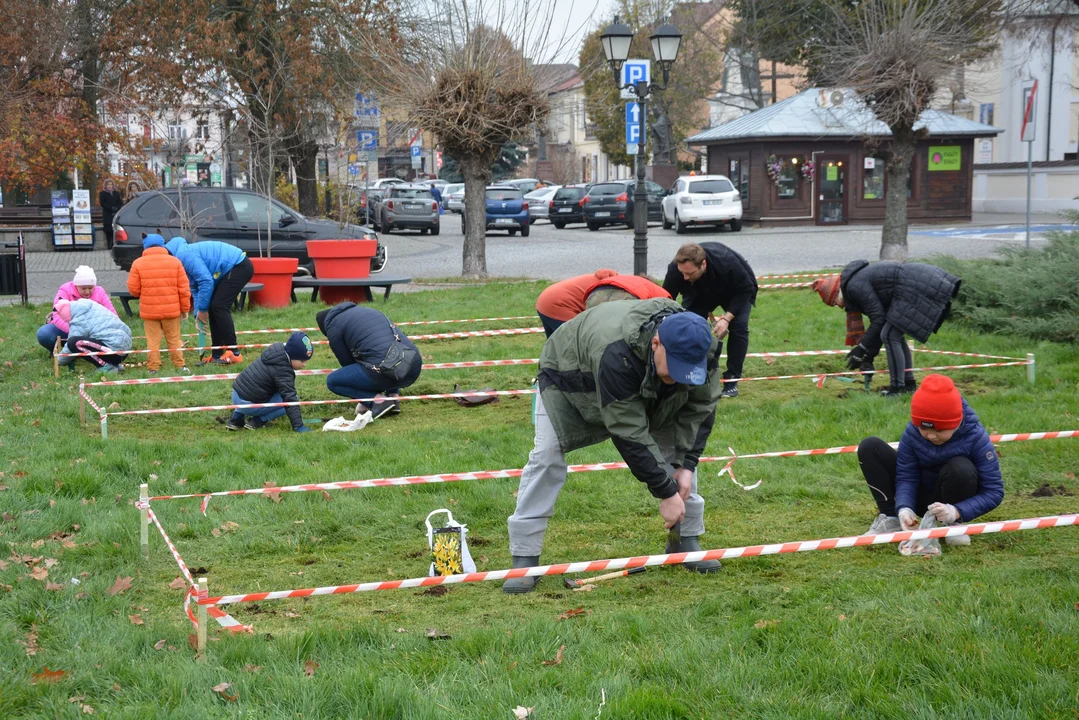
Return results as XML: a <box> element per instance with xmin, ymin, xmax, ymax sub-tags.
<box><xmin>425</xmin><ymin>508</ymin><xmax>477</xmax><ymax>576</ymax></box>
<box><xmin>321</xmin><ymin>409</ymin><xmax>373</xmax><ymax>432</ymax></box>
<box><xmin>899</xmin><ymin>513</ymin><xmax>942</xmax><ymax>557</ymax></box>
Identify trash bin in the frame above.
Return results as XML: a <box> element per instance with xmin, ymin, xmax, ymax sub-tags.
<box><xmin>0</xmin><ymin>251</ymin><xmax>23</xmax><ymax>295</ymax></box>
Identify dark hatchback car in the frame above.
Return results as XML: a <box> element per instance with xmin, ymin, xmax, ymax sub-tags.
<box><xmin>582</xmin><ymin>180</ymin><xmax>665</xmax><ymax>231</ymax></box>
<box><xmin>111</xmin><ymin>188</ymin><xmax>385</xmax><ymax>273</ymax></box>
<box><xmin>549</xmin><ymin>184</ymin><xmax>590</xmax><ymax>229</ymax></box>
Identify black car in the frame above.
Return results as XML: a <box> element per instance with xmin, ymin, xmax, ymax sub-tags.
<box><xmin>111</xmin><ymin>188</ymin><xmax>385</xmax><ymax>274</ymax></box>
<box><xmin>549</xmin><ymin>184</ymin><xmax>590</xmax><ymax>228</ymax></box>
<box><xmin>582</xmin><ymin>180</ymin><xmax>665</xmax><ymax>231</ymax></box>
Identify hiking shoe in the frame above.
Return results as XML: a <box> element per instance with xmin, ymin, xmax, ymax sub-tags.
<box><xmin>148</xmin><ymin>370</ymin><xmax>158</xmax><ymax>376</ymax></box>
<box><xmin>880</xmin><ymin>385</ymin><xmax>915</xmax><ymax>398</ymax></box>
<box><xmin>243</xmin><ymin>417</ymin><xmax>266</xmax><ymax>430</ymax></box>
<box><xmin>720</xmin><ymin>382</ymin><xmax>739</xmax><ymax>399</ymax></box>
<box><xmin>221</xmin><ymin>351</ymin><xmax>243</xmax><ymax>364</ymax></box>
<box><xmin>371</xmin><ymin>399</ymin><xmax>399</xmax><ymax>419</ymax></box>
<box><xmin>665</xmin><ymin>528</ymin><xmax>721</xmax><ymax>573</ymax></box>
<box><xmin>181</xmin><ymin>366</ymin><xmax>192</xmax><ymax>375</ymax></box>
<box><xmin>226</xmin><ymin>413</ymin><xmax>245</xmax><ymax>431</ymax></box>
<box><xmin>502</xmin><ymin>555</ymin><xmax>542</xmax><ymax>594</ymax></box>
<box><xmin>865</xmin><ymin>513</ymin><xmax>902</xmax><ymax>535</ymax></box>
<box><xmin>102</xmin><ymin>364</ymin><xmax>122</xmax><ymax>374</ymax></box>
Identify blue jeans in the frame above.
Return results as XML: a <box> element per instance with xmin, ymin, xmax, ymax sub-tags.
<box><xmin>326</xmin><ymin>363</ymin><xmax>401</xmax><ymax>401</ymax></box>
<box><xmin>231</xmin><ymin>389</ymin><xmax>287</xmax><ymax>423</ymax></box>
<box><xmin>37</xmin><ymin>323</ymin><xmax>67</xmax><ymax>352</ymax></box>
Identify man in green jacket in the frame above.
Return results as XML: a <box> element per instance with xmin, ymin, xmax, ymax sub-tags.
<box><xmin>504</xmin><ymin>298</ymin><xmax>723</xmax><ymax>594</ymax></box>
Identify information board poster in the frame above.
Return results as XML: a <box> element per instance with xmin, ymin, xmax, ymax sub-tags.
<box><xmin>51</xmin><ymin>190</ymin><xmax>73</xmax><ymax>247</ymax></box>
<box><xmin>71</xmin><ymin>189</ymin><xmax>94</xmax><ymax>246</ymax></box>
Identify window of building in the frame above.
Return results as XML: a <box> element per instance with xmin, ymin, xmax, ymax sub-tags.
<box><xmin>195</xmin><ymin>118</ymin><xmax>210</xmax><ymax>140</ymax></box>
<box><xmin>776</xmin><ymin>159</ymin><xmax>799</xmax><ymax>200</ymax></box>
<box><xmin>863</xmin><ymin>156</ymin><xmax>885</xmax><ymax>200</ymax></box>
<box><xmin>729</xmin><ymin>158</ymin><xmax>750</xmax><ymax>203</ymax></box>
<box><xmin>167</xmin><ymin>124</ymin><xmax>187</xmax><ymax>141</ymax></box>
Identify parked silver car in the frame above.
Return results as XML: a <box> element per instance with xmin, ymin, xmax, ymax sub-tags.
<box><xmin>443</xmin><ymin>184</ymin><xmax>465</xmax><ymax>213</ymax></box>
<box><xmin>525</xmin><ymin>186</ymin><xmax>560</xmax><ymax>222</ymax></box>
<box><xmin>378</xmin><ymin>184</ymin><xmax>441</xmax><ymax>235</ymax></box>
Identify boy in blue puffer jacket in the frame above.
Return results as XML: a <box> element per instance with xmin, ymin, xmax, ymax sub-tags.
<box><xmin>56</xmin><ymin>298</ymin><xmax>133</xmax><ymax>373</ymax></box>
<box><xmin>164</xmin><ymin>237</ymin><xmax>253</xmax><ymax>365</ymax></box>
<box><xmin>857</xmin><ymin>374</ymin><xmax>1003</xmax><ymax>549</ymax></box>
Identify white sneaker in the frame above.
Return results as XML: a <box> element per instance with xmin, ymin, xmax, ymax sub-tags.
<box><xmin>865</xmin><ymin>513</ymin><xmax>902</xmax><ymax>535</ymax></box>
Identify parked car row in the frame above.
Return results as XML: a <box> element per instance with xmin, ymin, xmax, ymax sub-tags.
<box><xmin>461</xmin><ymin>185</ymin><xmax>531</xmax><ymax>237</ymax></box>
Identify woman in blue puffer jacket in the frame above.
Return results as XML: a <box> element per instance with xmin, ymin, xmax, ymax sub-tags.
<box><xmin>56</xmin><ymin>299</ymin><xmax>133</xmax><ymax>373</ymax></box>
<box><xmin>858</xmin><ymin>374</ymin><xmax>1003</xmax><ymax>552</ymax></box>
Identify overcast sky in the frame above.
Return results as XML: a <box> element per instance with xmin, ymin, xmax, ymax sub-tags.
<box><xmin>528</xmin><ymin>0</ymin><xmax>619</xmax><ymax>65</ymax></box>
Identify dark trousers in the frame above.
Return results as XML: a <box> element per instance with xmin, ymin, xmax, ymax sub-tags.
<box><xmin>857</xmin><ymin>436</ymin><xmax>978</xmax><ymax>516</ymax></box>
<box><xmin>102</xmin><ymin>219</ymin><xmax>115</xmax><ymax>249</ymax></box>
<box><xmin>880</xmin><ymin>323</ymin><xmax>915</xmax><ymax>388</ymax></box>
<box><xmin>68</xmin><ymin>336</ymin><xmax>128</xmax><ymax>369</ymax></box>
<box><xmin>720</xmin><ymin>295</ymin><xmax>753</xmax><ymax>380</ymax></box>
<box><xmin>537</xmin><ymin>312</ymin><xmax>565</xmax><ymax>339</ymax></box>
<box><xmin>209</xmin><ymin>257</ymin><xmax>254</xmax><ymax>358</ymax></box>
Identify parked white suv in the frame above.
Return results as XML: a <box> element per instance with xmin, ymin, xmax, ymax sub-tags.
<box><xmin>661</xmin><ymin>175</ymin><xmax>743</xmax><ymax>234</ymax></box>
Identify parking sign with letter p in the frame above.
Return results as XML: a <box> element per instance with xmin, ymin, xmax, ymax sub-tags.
<box><xmin>620</xmin><ymin>59</ymin><xmax>651</xmax><ymax>99</ymax></box>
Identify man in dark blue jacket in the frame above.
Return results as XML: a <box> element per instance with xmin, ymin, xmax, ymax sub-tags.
<box><xmin>316</xmin><ymin>303</ymin><xmax>422</xmax><ymax>418</ymax></box>
<box><xmin>857</xmin><ymin>375</ymin><xmax>1003</xmax><ymax>548</ymax></box>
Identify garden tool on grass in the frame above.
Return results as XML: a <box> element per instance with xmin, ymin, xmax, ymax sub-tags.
<box><xmin>563</xmin><ymin>567</ymin><xmax>646</xmax><ymax>589</ymax></box>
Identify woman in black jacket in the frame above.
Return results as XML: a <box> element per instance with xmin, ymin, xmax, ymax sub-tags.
<box><xmin>813</xmin><ymin>260</ymin><xmax>960</xmax><ymax>396</ymax></box>
<box><xmin>98</xmin><ymin>180</ymin><xmax>123</xmax><ymax>249</ymax></box>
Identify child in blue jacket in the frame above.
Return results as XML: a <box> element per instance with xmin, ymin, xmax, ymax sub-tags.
<box><xmin>857</xmin><ymin>374</ymin><xmax>1003</xmax><ymax>548</ymax></box>
<box><xmin>165</xmin><ymin>237</ymin><xmax>253</xmax><ymax>365</ymax></box>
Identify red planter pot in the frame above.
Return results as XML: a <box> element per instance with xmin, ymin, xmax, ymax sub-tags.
<box><xmin>306</xmin><ymin>239</ymin><xmax>379</xmax><ymax>304</ymax></box>
<box><xmin>248</xmin><ymin>256</ymin><xmax>299</xmax><ymax>308</ymax></box>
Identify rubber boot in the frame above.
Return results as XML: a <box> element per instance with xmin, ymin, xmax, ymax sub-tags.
<box><xmin>501</xmin><ymin>555</ymin><xmax>541</xmax><ymax>594</ymax></box>
<box><xmin>665</xmin><ymin>527</ymin><xmax>721</xmax><ymax>573</ymax></box>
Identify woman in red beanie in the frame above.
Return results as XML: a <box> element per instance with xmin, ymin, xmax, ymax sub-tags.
<box><xmin>857</xmin><ymin>375</ymin><xmax>1004</xmax><ymax>549</ymax></box>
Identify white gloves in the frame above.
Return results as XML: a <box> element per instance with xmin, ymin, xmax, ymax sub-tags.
<box><xmin>927</xmin><ymin>502</ymin><xmax>960</xmax><ymax>525</ymax></box>
<box><xmin>897</xmin><ymin>507</ymin><xmax>919</xmax><ymax>531</ymax></box>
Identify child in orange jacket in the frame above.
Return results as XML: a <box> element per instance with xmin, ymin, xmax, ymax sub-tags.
<box><xmin>128</xmin><ymin>234</ymin><xmax>192</xmax><ymax>373</ymax></box>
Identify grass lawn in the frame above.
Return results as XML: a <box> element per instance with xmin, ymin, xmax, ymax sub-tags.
<box><xmin>1</xmin><ymin>281</ymin><xmax>1077</xmax><ymax>718</ymax></box>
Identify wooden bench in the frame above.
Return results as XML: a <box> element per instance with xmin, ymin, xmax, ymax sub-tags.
<box><xmin>290</xmin><ymin>275</ymin><xmax>413</xmax><ymax>303</ymax></box>
<box><xmin>112</xmin><ymin>282</ymin><xmax>264</xmax><ymax>317</ymax></box>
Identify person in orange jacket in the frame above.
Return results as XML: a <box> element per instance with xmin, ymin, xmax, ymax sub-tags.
<box><xmin>535</xmin><ymin>270</ymin><xmax>671</xmax><ymax>337</ymax></box>
<box><xmin>127</xmin><ymin>234</ymin><xmax>193</xmax><ymax>374</ymax></box>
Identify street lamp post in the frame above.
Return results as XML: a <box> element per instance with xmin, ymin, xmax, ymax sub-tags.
<box><xmin>600</xmin><ymin>16</ymin><xmax>681</xmax><ymax>276</ymax></box>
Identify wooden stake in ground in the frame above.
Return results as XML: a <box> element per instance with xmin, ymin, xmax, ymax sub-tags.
<box><xmin>197</xmin><ymin>577</ymin><xmax>208</xmax><ymax>658</ymax></box>
<box><xmin>139</xmin><ymin>484</ymin><xmax>149</xmax><ymax>559</ymax></box>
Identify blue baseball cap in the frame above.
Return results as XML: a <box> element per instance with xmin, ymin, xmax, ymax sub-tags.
<box><xmin>657</xmin><ymin>312</ymin><xmax>712</xmax><ymax>385</ymax></box>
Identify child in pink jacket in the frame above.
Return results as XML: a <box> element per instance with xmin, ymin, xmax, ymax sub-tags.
<box><xmin>36</xmin><ymin>266</ymin><xmax>118</xmax><ymax>352</ymax></box>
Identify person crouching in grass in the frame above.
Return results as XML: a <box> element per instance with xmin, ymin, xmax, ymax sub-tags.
<box><xmin>227</xmin><ymin>332</ymin><xmax>314</xmax><ymax>432</ymax></box>
<box><xmin>858</xmin><ymin>374</ymin><xmax>1003</xmax><ymax>547</ymax></box>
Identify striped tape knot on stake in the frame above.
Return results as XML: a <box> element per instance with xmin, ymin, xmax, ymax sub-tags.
<box><xmin>196</xmin><ymin>514</ymin><xmax>1079</xmax><ymax>606</ymax></box>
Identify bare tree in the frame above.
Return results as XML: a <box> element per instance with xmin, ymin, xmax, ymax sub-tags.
<box><xmin>807</xmin><ymin>0</ymin><xmax>1007</xmax><ymax>260</ymax></box>
<box><xmin>373</xmin><ymin>0</ymin><xmax>584</xmax><ymax>277</ymax></box>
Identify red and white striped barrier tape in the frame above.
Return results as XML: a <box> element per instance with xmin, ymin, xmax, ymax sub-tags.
<box><xmin>80</xmin><ymin>358</ymin><xmax>542</xmax><ymax>388</ymax></box>
<box><xmin>758</xmin><ymin>282</ymin><xmax>815</xmax><ymax>290</ymax></box>
<box><xmin>146</xmin><ymin>429</ymin><xmax>1079</xmax><ymax>503</ymax></box>
<box><xmin>132</xmin><ymin>316</ymin><xmax>538</xmax><ymax>340</ymax></box>
<box><xmin>756</xmin><ymin>273</ymin><xmax>828</xmax><ymax>280</ymax></box>
<box><xmin>143</xmin><ymin>503</ymin><xmax>251</xmax><ymax>632</ymax></box>
<box><xmin>199</xmin><ymin>513</ymin><xmax>1079</xmax><ymax>605</ymax></box>
<box><xmin>56</xmin><ymin>327</ymin><xmax>546</xmax><ymax>359</ymax></box>
<box><xmin>734</xmin><ymin>360</ymin><xmax>1030</xmax><ymax>385</ymax></box>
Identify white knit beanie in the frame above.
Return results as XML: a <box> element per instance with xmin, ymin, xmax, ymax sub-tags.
<box><xmin>73</xmin><ymin>265</ymin><xmax>97</xmax><ymax>286</ymax></box>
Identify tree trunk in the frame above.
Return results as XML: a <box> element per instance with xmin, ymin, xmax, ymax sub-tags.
<box><xmin>290</xmin><ymin>139</ymin><xmax>319</xmax><ymax>217</ymax></box>
<box><xmin>460</xmin><ymin>156</ymin><xmax>491</xmax><ymax>278</ymax></box>
<box><xmin>76</xmin><ymin>0</ymin><xmax>99</xmax><ymax>200</ymax></box>
<box><xmin>881</xmin><ymin>124</ymin><xmax>915</xmax><ymax>261</ymax></box>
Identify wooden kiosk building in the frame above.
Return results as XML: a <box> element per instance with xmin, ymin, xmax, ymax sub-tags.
<box><xmin>686</xmin><ymin>89</ymin><xmax>1002</xmax><ymax>227</ymax></box>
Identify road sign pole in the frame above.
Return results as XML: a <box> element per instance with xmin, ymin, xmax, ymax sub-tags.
<box><xmin>1026</xmin><ymin>140</ymin><xmax>1032</xmax><ymax>249</ymax></box>
<box><xmin>633</xmin><ymin>86</ymin><xmax>648</xmax><ymax>277</ymax></box>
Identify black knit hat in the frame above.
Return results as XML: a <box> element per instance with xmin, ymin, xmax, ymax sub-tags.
<box><xmin>316</xmin><ymin>309</ymin><xmax>331</xmax><ymax>336</ymax></box>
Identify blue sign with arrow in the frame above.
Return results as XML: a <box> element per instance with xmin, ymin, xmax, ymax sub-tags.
<box><xmin>625</xmin><ymin>102</ymin><xmax>642</xmax><ymax>145</ymax></box>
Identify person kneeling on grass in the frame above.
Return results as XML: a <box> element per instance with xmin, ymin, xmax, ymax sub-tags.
<box><xmin>858</xmin><ymin>374</ymin><xmax>1003</xmax><ymax>548</ymax></box>
<box><xmin>316</xmin><ymin>302</ymin><xmax>422</xmax><ymax>419</ymax></box>
<box><xmin>227</xmin><ymin>332</ymin><xmax>314</xmax><ymax>432</ymax></box>
<box><xmin>55</xmin><ymin>298</ymin><xmax>132</xmax><ymax>373</ymax></box>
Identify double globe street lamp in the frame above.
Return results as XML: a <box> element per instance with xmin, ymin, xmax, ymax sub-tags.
<box><xmin>600</xmin><ymin>17</ymin><xmax>682</xmax><ymax>276</ymax></box>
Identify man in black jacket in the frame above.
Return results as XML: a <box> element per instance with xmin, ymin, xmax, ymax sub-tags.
<box><xmin>662</xmin><ymin>242</ymin><xmax>758</xmax><ymax>398</ymax></box>
<box><xmin>227</xmin><ymin>332</ymin><xmax>314</xmax><ymax>431</ymax></box>
<box><xmin>317</xmin><ymin>302</ymin><xmax>422</xmax><ymax>418</ymax></box>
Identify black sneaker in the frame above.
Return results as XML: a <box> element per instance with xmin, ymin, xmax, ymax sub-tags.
<box><xmin>880</xmin><ymin>385</ymin><xmax>915</xmax><ymax>398</ymax></box>
<box><xmin>720</xmin><ymin>382</ymin><xmax>739</xmax><ymax>399</ymax></box>
<box><xmin>225</xmin><ymin>413</ymin><xmax>245</xmax><ymax>431</ymax></box>
<box><xmin>370</xmin><ymin>400</ymin><xmax>398</xmax><ymax>419</ymax></box>
<box><xmin>243</xmin><ymin>417</ymin><xmax>266</xmax><ymax>430</ymax></box>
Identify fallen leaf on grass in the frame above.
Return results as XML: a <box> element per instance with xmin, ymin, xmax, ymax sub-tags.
<box><xmin>44</xmin><ymin>558</ymin><xmax>58</xmax><ymax>568</ymax></box>
<box><xmin>764</xmin><ymin>355</ymin><xmax>777</xmax><ymax>365</ymax></box>
<box><xmin>283</xmin><ymin>609</ymin><xmax>302</xmax><ymax>618</ymax></box>
<box><xmin>221</xmin><ymin>521</ymin><xmax>239</xmax><ymax>533</ymax></box>
<box><xmin>31</xmin><ymin>539</ymin><xmax>44</xmax><ymax>549</ymax></box>
<box><xmin>304</xmin><ymin>660</ymin><xmax>318</xmax><ymax>677</ymax></box>
<box><xmin>263</xmin><ymin>481</ymin><xmax>282</xmax><ymax>503</ymax></box>
<box><xmin>512</xmin><ymin>707</ymin><xmax>533</xmax><ymax>719</ymax></box>
<box><xmin>0</xmin><ymin>559</ymin><xmax>7</xmax><ymax>571</ymax></box>
<box><xmin>425</xmin><ymin>628</ymin><xmax>451</xmax><ymax>640</ymax></box>
<box><xmin>107</xmin><ymin>576</ymin><xmax>133</xmax><ymax>596</ymax></box>
<box><xmin>45</xmin><ymin>581</ymin><xmax>65</xmax><ymax>591</ymax></box>
<box><xmin>128</xmin><ymin>614</ymin><xmax>144</xmax><ymax>625</ymax></box>
<box><xmin>29</xmin><ymin>567</ymin><xmax>48</xmax><ymax>581</ymax></box>
<box><xmin>69</xmin><ymin>695</ymin><xmax>85</xmax><ymax>703</ymax></box>
<box><xmin>243</xmin><ymin>664</ymin><xmax>261</xmax><ymax>673</ymax></box>
<box><xmin>320</xmin><ymin>490</ymin><xmax>333</xmax><ymax>502</ymax></box>
<box><xmin>754</xmin><ymin>619</ymin><xmax>781</xmax><ymax>629</ymax></box>
<box><xmin>395</xmin><ymin>627</ymin><xmax>408</xmax><ymax>633</ymax></box>
<box><xmin>80</xmin><ymin>704</ymin><xmax>95</xmax><ymax>714</ymax></box>
<box><xmin>478</xmin><ymin>555</ymin><xmax>489</xmax><ymax>564</ymax></box>
<box><xmin>1</xmin><ymin>512</ymin><xmax>13</xmax><ymax>523</ymax></box>
<box><xmin>31</xmin><ymin>667</ymin><xmax>66</xmax><ymax>684</ymax></box>
<box><xmin>62</xmin><ymin>540</ymin><xmax>78</xmax><ymax>550</ymax></box>
<box><xmin>19</xmin><ymin>626</ymin><xmax>39</xmax><ymax>656</ymax></box>
<box><xmin>542</xmin><ymin>644</ymin><xmax>566</xmax><ymax>666</ymax></box>
<box><xmin>838</xmin><ymin>614</ymin><xmax>847</xmax><ymax>622</ymax></box>
<box><xmin>211</xmin><ymin>682</ymin><xmax>237</xmax><ymax>702</ymax></box>
<box><xmin>211</xmin><ymin>528</ymin><xmax>221</xmax><ymax>537</ymax></box>
<box><xmin>112</xmin><ymin>683</ymin><xmax>121</xmax><ymax>692</ymax></box>
<box><xmin>152</xmin><ymin>639</ymin><xmax>167</xmax><ymax>650</ymax></box>
<box><xmin>168</xmin><ymin>577</ymin><xmax>187</xmax><ymax>590</ymax></box>
<box><xmin>188</xmin><ymin>634</ymin><xmax>199</xmax><ymax>651</ymax></box>
<box><xmin>557</xmin><ymin>607</ymin><xmax>591</xmax><ymax>621</ymax></box>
